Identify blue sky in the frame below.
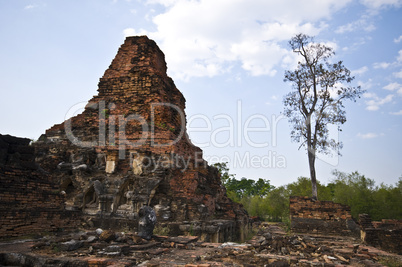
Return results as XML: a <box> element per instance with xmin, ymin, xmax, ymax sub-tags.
<box><xmin>0</xmin><ymin>0</ymin><xmax>401</xmax><ymax>187</ymax></box>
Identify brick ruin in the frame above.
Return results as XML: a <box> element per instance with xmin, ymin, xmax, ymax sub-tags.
<box><xmin>289</xmin><ymin>196</ymin><xmax>360</xmax><ymax>236</ymax></box>
<box><xmin>0</xmin><ymin>36</ymin><xmax>401</xmax><ymax>265</ymax></box>
<box><xmin>290</xmin><ymin>196</ymin><xmax>402</xmax><ymax>254</ymax></box>
<box><xmin>29</xmin><ymin>36</ymin><xmax>248</xmax><ymax>242</ymax></box>
<box><xmin>0</xmin><ymin>134</ymin><xmax>80</xmax><ymax>238</ymax></box>
<box><xmin>359</xmin><ymin>214</ymin><xmax>402</xmax><ymax>254</ymax></box>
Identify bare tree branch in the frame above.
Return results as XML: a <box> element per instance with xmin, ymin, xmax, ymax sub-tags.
<box><xmin>283</xmin><ymin>33</ymin><xmax>364</xmax><ymax>200</ymax></box>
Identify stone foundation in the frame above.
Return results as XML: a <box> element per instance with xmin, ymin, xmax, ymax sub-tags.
<box><xmin>290</xmin><ymin>196</ymin><xmax>359</xmax><ymax>236</ymax></box>
<box><xmin>168</xmin><ymin>219</ymin><xmax>243</xmax><ymax>243</ymax></box>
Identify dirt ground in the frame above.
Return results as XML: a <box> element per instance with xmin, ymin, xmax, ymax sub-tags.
<box><xmin>0</xmin><ymin>223</ymin><xmax>401</xmax><ymax>266</ymax></box>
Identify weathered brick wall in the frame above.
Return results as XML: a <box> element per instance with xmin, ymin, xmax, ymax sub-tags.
<box><xmin>43</xmin><ymin>36</ymin><xmax>203</xmax><ymax>163</ymax></box>
<box><xmin>29</xmin><ymin>36</ymin><xmax>249</xmax><ymax>243</ymax></box>
<box><xmin>33</xmin><ymin>36</ymin><xmax>248</xmax><ymax>223</ymax></box>
<box><xmin>290</xmin><ymin>196</ymin><xmax>359</xmax><ymax>236</ymax></box>
<box><xmin>359</xmin><ymin>214</ymin><xmax>402</xmax><ymax>254</ymax></box>
<box><xmin>0</xmin><ymin>134</ymin><xmax>81</xmax><ymax>238</ymax></box>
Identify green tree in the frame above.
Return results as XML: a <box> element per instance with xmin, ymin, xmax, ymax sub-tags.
<box><xmin>225</xmin><ymin>177</ymin><xmax>273</xmax><ymax>199</ymax></box>
<box><xmin>331</xmin><ymin>171</ymin><xmax>402</xmax><ymax>220</ymax></box>
<box><xmin>283</xmin><ymin>34</ymin><xmax>363</xmax><ymax>200</ymax></box>
<box><xmin>287</xmin><ymin>176</ymin><xmax>332</xmax><ymax>200</ymax></box>
<box><xmin>255</xmin><ymin>178</ymin><xmax>276</xmax><ymax>197</ymax></box>
<box><xmin>371</xmin><ymin>183</ymin><xmax>402</xmax><ymax>220</ymax></box>
<box><xmin>331</xmin><ymin>170</ymin><xmax>376</xmax><ymax>218</ymax></box>
<box><xmin>264</xmin><ymin>186</ymin><xmax>289</xmax><ymax>221</ymax></box>
<box><xmin>213</xmin><ymin>162</ymin><xmax>235</xmax><ymax>186</ymax></box>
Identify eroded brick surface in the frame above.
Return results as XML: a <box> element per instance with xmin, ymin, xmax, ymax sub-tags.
<box><xmin>360</xmin><ymin>214</ymin><xmax>402</xmax><ymax>254</ymax></box>
<box><xmin>31</xmin><ymin>36</ymin><xmax>248</xmax><ymax>241</ymax></box>
<box><xmin>0</xmin><ymin>134</ymin><xmax>80</xmax><ymax>238</ymax></box>
<box><xmin>289</xmin><ymin>196</ymin><xmax>360</xmax><ymax>236</ymax></box>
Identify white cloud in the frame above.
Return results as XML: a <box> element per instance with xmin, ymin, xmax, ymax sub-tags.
<box><xmin>361</xmin><ymin>0</ymin><xmax>402</xmax><ymax>10</ymax></box>
<box><xmin>363</xmin><ymin>92</ymin><xmax>376</xmax><ymax>98</ymax></box>
<box><xmin>337</xmin><ymin>1</ymin><xmax>401</xmax><ymax>34</ymax></box>
<box><xmin>372</xmin><ymin>50</ymin><xmax>402</xmax><ymax>72</ymax></box>
<box><xmin>24</xmin><ymin>4</ymin><xmax>35</xmax><ymax>9</ymax></box>
<box><xmin>357</xmin><ymin>132</ymin><xmax>379</xmax><ymax>139</ymax></box>
<box><xmin>390</xmin><ymin>110</ymin><xmax>402</xmax><ymax>115</ymax></box>
<box><xmin>397</xmin><ymin>50</ymin><xmax>402</xmax><ymax>63</ymax></box>
<box><xmin>352</xmin><ymin>66</ymin><xmax>369</xmax><ymax>75</ymax></box>
<box><xmin>123</xmin><ymin>28</ymin><xmax>149</xmax><ymax>37</ymax></box>
<box><xmin>373</xmin><ymin>62</ymin><xmax>390</xmax><ymax>69</ymax></box>
<box><xmin>383</xmin><ymin>82</ymin><xmax>402</xmax><ymax>91</ymax></box>
<box><xmin>383</xmin><ymin>82</ymin><xmax>402</xmax><ymax>95</ymax></box>
<box><xmin>133</xmin><ymin>0</ymin><xmax>353</xmax><ymax>80</ymax></box>
<box><xmin>146</xmin><ymin>0</ymin><xmax>177</xmax><ymax>6</ymax></box>
<box><xmin>358</xmin><ymin>79</ymin><xmax>374</xmax><ymax>90</ymax></box>
<box><xmin>393</xmin><ymin>70</ymin><xmax>402</xmax><ymax>78</ymax></box>
<box><xmin>394</xmin><ymin>35</ymin><xmax>402</xmax><ymax>43</ymax></box>
<box><xmin>335</xmin><ymin>15</ymin><xmax>376</xmax><ymax>33</ymax></box>
<box><xmin>364</xmin><ymin>93</ymin><xmax>394</xmax><ymax>111</ymax></box>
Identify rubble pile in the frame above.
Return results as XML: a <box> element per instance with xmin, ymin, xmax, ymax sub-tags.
<box><xmin>1</xmin><ymin>223</ymin><xmax>400</xmax><ymax>266</ymax></box>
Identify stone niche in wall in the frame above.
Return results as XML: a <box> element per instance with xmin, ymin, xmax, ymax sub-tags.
<box><xmin>33</xmin><ymin>36</ymin><xmax>249</xmax><ymax>242</ymax></box>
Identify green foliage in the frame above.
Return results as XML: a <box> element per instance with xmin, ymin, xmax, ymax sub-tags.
<box><xmin>215</xmin><ymin>161</ymin><xmax>402</xmax><ymax>222</ymax></box>
<box><xmin>226</xmin><ymin>190</ymin><xmax>240</xmax><ymax>203</ymax></box>
<box><xmin>287</xmin><ymin>177</ymin><xmax>333</xmax><ymax>201</ymax></box>
<box><xmin>225</xmin><ymin>177</ymin><xmax>274</xmax><ymax>199</ymax></box>
<box><xmin>153</xmin><ymin>224</ymin><xmax>170</xmax><ymax>236</ymax></box>
<box><xmin>157</xmin><ymin>122</ymin><xmax>167</xmax><ymax>129</ymax></box>
<box><xmin>378</xmin><ymin>256</ymin><xmax>402</xmax><ymax>267</ymax></box>
<box><xmin>213</xmin><ymin>162</ymin><xmax>235</xmax><ymax>185</ymax></box>
<box><xmin>101</xmin><ymin>109</ymin><xmax>109</xmax><ymax>119</ymax></box>
<box><xmin>264</xmin><ymin>186</ymin><xmax>289</xmax><ymax>221</ymax></box>
<box><xmin>52</xmin><ymin>245</ymin><xmax>61</xmax><ymax>253</ymax></box>
<box><xmin>331</xmin><ymin>170</ymin><xmax>402</xmax><ymax>220</ymax></box>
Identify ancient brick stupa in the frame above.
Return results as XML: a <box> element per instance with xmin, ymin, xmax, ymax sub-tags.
<box><xmin>34</xmin><ymin>36</ymin><xmax>248</xmax><ymax>242</ymax></box>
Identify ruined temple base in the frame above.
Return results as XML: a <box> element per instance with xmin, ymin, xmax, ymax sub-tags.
<box><xmin>82</xmin><ymin>214</ymin><xmax>249</xmax><ymax>243</ymax></box>
<box><xmin>290</xmin><ymin>196</ymin><xmax>360</xmax><ymax>237</ymax></box>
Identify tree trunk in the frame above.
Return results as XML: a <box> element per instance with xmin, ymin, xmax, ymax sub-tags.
<box><xmin>306</xmin><ymin>114</ymin><xmax>318</xmax><ymax>201</ymax></box>
<box><xmin>308</xmin><ymin>147</ymin><xmax>318</xmax><ymax>200</ymax></box>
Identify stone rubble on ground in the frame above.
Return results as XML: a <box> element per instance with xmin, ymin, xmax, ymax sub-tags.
<box><xmin>0</xmin><ymin>222</ymin><xmax>400</xmax><ymax>266</ymax></box>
